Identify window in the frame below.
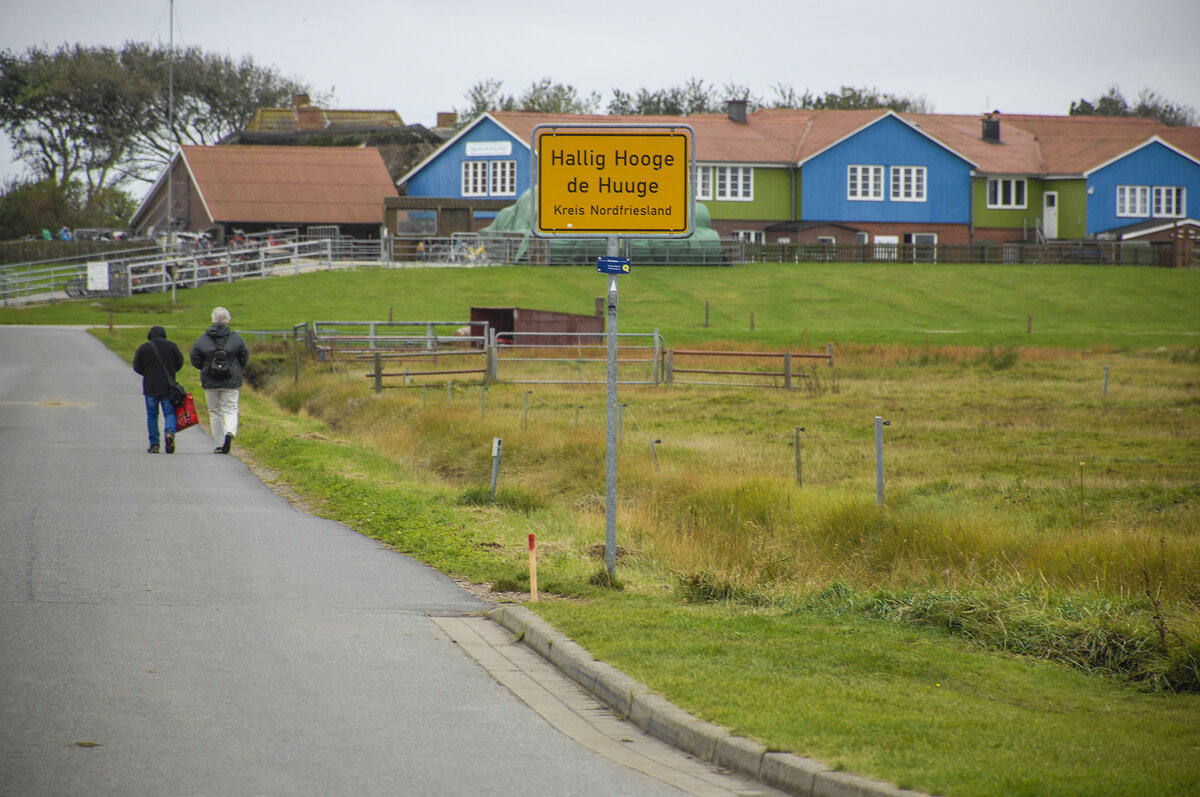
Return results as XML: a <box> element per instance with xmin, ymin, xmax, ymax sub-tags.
<box><xmin>987</xmin><ymin>178</ymin><xmax>1027</xmax><ymax>209</ymax></box>
<box><xmin>1116</xmin><ymin>185</ymin><xmax>1150</xmax><ymax>217</ymax></box>
<box><xmin>489</xmin><ymin>160</ymin><xmax>516</xmax><ymax>196</ymax></box>
<box><xmin>715</xmin><ymin>166</ymin><xmax>753</xmax><ymax>200</ymax></box>
<box><xmin>695</xmin><ymin>166</ymin><xmax>712</xmax><ymax>201</ymax></box>
<box><xmin>1153</xmin><ymin>186</ymin><xmax>1185</xmax><ymax>218</ymax></box>
<box><xmin>732</xmin><ymin>230</ymin><xmax>763</xmax><ymax>243</ymax></box>
<box><xmin>848</xmin><ymin>165</ymin><xmax>884</xmax><ymax>201</ymax></box>
<box><xmin>462</xmin><ymin>161</ymin><xmax>488</xmax><ymax>197</ymax></box>
<box><xmin>462</xmin><ymin>159</ymin><xmax>516</xmax><ymax>197</ymax></box>
<box><xmin>890</xmin><ymin>166</ymin><xmax>926</xmax><ymax>202</ymax></box>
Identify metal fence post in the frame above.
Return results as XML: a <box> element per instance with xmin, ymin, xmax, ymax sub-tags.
<box><xmin>489</xmin><ymin>438</ymin><xmax>502</xmax><ymax>501</ymax></box>
<box><xmin>784</xmin><ymin>352</ymin><xmax>793</xmax><ymax>390</ymax></box>
<box><xmin>653</xmin><ymin>328</ymin><xmax>661</xmax><ymax>385</ymax></box>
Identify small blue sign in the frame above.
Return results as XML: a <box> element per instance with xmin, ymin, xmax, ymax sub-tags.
<box><xmin>597</xmin><ymin>256</ymin><xmax>631</xmax><ymax>275</ymax></box>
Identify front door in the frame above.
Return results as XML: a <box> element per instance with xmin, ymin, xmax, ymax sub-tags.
<box><xmin>1043</xmin><ymin>191</ymin><xmax>1058</xmax><ymax>240</ymax></box>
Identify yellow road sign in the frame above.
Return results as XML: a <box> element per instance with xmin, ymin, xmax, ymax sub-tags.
<box><xmin>533</xmin><ymin>125</ymin><xmax>694</xmax><ymax>237</ymax></box>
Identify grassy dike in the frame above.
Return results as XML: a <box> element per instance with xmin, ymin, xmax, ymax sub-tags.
<box><xmin>6</xmin><ymin>262</ymin><xmax>1200</xmax><ymax>797</ymax></box>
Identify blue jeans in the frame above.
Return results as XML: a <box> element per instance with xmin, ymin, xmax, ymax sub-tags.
<box><xmin>144</xmin><ymin>395</ymin><xmax>177</xmax><ymax>445</ymax></box>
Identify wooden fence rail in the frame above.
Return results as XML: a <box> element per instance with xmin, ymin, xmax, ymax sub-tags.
<box><xmin>662</xmin><ymin>344</ymin><xmax>833</xmax><ymax>390</ymax></box>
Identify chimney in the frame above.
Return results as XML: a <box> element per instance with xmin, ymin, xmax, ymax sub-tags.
<box><xmin>293</xmin><ymin>93</ymin><xmax>312</xmax><ymax>108</ymax></box>
<box><xmin>436</xmin><ymin>112</ymin><xmax>457</xmax><ymax>129</ymax></box>
<box><xmin>727</xmin><ymin>98</ymin><xmax>748</xmax><ymax>124</ymax></box>
<box><xmin>982</xmin><ymin>111</ymin><xmax>1001</xmax><ymax>143</ymax></box>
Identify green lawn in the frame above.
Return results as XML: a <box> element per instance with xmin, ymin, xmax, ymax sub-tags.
<box><xmin>4</xmin><ymin>262</ymin><xmax>1198</xmax><ymax>350</ymax></box>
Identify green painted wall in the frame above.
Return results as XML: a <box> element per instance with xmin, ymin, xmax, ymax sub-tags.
<box><xmin>703</xmin><ymin>166</ymin><xmax>795</xmax><ymax>221</ymax></box>
<box><xmin>972</xmin><ymin>177</ymin><xmax>1036</xmax><ymax>229</ymax></box>
<box><xmin>1048</xmin><ymin>180</ymin><xmax>1087</xmax><ymax>240</ymax></box>
<box><xmin>973</xmin><ymin>177</ymin><xmax>1088</xmax><ymax>239</ymax></box>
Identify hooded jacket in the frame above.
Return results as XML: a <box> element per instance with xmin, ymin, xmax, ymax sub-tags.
<box><xmin>190</xmin><ymin>323</ymin><xmax>250</xmax><ymax>390</ymax></box>
<box><xmin>132</xmin><ymin>326</ymin><xmax>184</xmax><ymax>398</ymax></box>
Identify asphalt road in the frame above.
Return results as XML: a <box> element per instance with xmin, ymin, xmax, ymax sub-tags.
<box><xmin>0</xmin><ymin>326</ymin><xmax>698</xmax><ymax>797</ymax></box>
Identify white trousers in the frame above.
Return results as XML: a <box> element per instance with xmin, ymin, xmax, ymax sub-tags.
<box><xmin>204</xmin><ymin>388</ymin><xmax>240</xmax><ymax>441</ymax></box>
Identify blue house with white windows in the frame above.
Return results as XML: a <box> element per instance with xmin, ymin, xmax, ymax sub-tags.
<box><xmin>395</xmin><ymin>106</ymin><xmax>1200</xmax><ymax>255</ymax></box>
<box><xmin>403</xmin><ymin>116</ymin><xmax>530</xmax><ymax>204</ymax></box>
<box><xmin>1086</xmin><ymin>137</ymin><xmax>1200</xmax><ymax>236</ymax></box>
<box><xmin>797</xmin><ymin>112</ymin><xmax>974</xmax><ymax>247</ymax></box>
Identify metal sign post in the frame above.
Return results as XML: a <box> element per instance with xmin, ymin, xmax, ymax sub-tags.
<box><xmin>604</xmin><ymin>238</ymin><xmax>620</xmax><ymax>578</ymax></box>
<box><xmin>531</xmin><ymin>123</ymin><xmax>695</xmax><ymax>580</ymax></box>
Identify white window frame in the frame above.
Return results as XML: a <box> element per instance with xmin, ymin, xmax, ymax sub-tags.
<box><xmin>462</xmin><ymin>159</ymin><xmax>516</xmax><ymax>197</ymax></box>
<box><xmin>890</xmin><ymin>166</ymin><xmax>926</xmax><ymax>202</ymax></box>
<box><xmin>462</xmin><ymin>161</ymin><xmax>488</xmax><ymax>197</ymax></box>
<box><xmin>489</xmin><ymin>160</ymin><xmax>516</xmax><ymax>197</ymax></box>
<box><xmin>1153</xmin><ymin>186</ymin><xmax>1185</xmax><ymax>218</ymax></box>
<box><xmin>695</xmin><ymin>166</ymin><xmax>712</xmax><ymax>201</ymax></box>
<box><xmin>848</xmin><ymin>165</ymin><xmax>884</xmax><ymax>201</ymax></box>
<box><xmin>987</xmin><ymin>177</ymin><xmax>1027</xmax><ymax>209</ymax></box>
<box><xmin>1116</xmin><ymin>185</ymin><xmax>1150</xmax><ymax>217</ymax></box>
<box><xmin>732</xmin><ymin>230</ymin><xmax>763</xmax><ymax>243</ymax></box>
<box><xmin>715</xmin><ymin>166</ymin><xmax>753</xmax><ymax>201</ymax></box>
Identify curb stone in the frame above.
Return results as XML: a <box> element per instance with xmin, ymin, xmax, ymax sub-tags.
<box><xmin>485</xmin><ymin>605</ymin><xmax>930</xmax><ymax>797</ymax></box>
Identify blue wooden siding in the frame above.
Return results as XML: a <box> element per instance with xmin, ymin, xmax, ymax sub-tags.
<box><xmin>1086</xmin><ymin>141</ymin><xmax>1200</xmax><ymax>234</ymax></box>
<box><xmin>802</xmin><ymin>115</ymin><xmax>972</xmax><ymax>223</ymax></box>
<box><xmin>403</xmin><ymin>117</ymin><xmax>532</xmax><ymax>200</ymax></box>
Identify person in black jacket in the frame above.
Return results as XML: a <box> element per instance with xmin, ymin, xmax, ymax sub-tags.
<box><xmin>132</xmin><ymin>325</ymin><xmax>184</xmax><ymax>454</ymax></box>
<box><xmin>190</xmin><ymin>306</ymin><xmax>250</xmax><ymax>455</ymax></box>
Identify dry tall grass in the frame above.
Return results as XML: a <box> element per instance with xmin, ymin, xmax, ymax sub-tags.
<box><xmin>270</xmin><ymin>343</ymin><xmax>1200</xmax><ymax>614</ymax></box>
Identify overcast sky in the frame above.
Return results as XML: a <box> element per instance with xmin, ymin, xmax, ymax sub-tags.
<box><xmin>3</xmin><ymin>0</ymin><xmax>1199</xmax><ymax>186</ymax></box>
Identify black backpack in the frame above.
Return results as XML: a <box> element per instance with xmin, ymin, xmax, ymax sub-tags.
<box><xmin>209</xmin><ymin>344</ymin><xmax>232</xmax><ymax>380</ymax></box>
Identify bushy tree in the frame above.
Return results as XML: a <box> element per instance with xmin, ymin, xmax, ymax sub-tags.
<box><xmin>767</xmin><ymin>84</ymin><xmax>932</xmax><ymax>113</ymax></box>
<box><xmin>454</xmin><ymin>78</ymin><xmax>600</xmax><ymax>127</ymax></box>
<box><xmin>1069</xmin><ymin>84</ymin><xmax>1196</xmax><ymax>126</ymax></box>
<box><xmin>0</xmin><ymin>42</ymin><xmax>309</xmax><ymax>201</ymax></box>
<box><xmin>607</xmin><ymin>79</ymin><xmax>754</xmax><ymax>116</ymax></box>
<box><xmin>0</xmin><ymin>45</ymin><xmax>151</xmax><ymax>204</ymax></box>
<box><xmin>0</xmin><ymin>176</ymin><xmax>135</xmax><ymax>240</ymax></box>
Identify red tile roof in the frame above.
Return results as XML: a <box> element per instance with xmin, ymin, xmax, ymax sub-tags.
<box><xmin>485</xmin><ymin>109</ymin><xmax>1200</xmax><ymax>178</ymax></box>
<box><xmin>182</xmin><ymin>145</ymin><xmax>398</xmax><ymax>225</ymax></box>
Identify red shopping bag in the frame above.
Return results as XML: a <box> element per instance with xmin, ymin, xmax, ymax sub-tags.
<box><xmin>175</xmin><ymin>392</ymin><xmax>200</xmax><ymax>431</ymax></box>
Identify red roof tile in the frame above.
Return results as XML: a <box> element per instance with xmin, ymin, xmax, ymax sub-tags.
<box><xmin>487</xmin><ymin>109</ymin><xmax>1200</xmax><ymax>178</ymax></box>
<box><xmin>182</xmin><ymin>145</ymin><xmax>398</xmax><ymax>226</ymax></box>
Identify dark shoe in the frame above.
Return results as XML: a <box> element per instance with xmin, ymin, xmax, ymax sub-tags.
<box><xmin>148</xmin><ymin>444</ymin><xmax>160</xmax><ymax>454</ymax></box>
<box><xmin>165</xmin><ymin>433</ymin><xmax>175</xmax><ymax>454</ymax></box>
<box><xmin>221</xmin><ymin>433</ymin><xmax>233</xmax><ymax>454</ymax></box>
<box><xmin>213</xmin><ymin>446</ymin><xmax>225</xmax><ymax>454</ymax></box>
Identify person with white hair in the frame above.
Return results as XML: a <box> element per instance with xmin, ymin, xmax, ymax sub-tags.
<box><xmin>190</xmin><ymin>306</ymin><xmax>251</xmax><ymax>454</ymax></box>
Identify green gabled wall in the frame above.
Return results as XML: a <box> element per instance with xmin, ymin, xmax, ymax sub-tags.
<box><xmin>972</xmin><ymin>178</ymin><xmax>1088</xmax><ymax>239</ymax></box>
<box><xmin>704</xmin><ymin>166</ymin><xmax>796</xmax><ymax>221</ymax></box>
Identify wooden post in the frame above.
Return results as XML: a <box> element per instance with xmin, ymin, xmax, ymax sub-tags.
<box><xmin>784</xmin><ymin>352</ymin><xmax>793</xmax><ymax>390</ymax></box>
<box><xmin>373</xmin><ymin>352</ymin><xmax>382</xmax><ymax>395</ymax></box>
<box><xmin>528</xmin><ymin>534</ymin><xmax>538</xmax><ymax>602</ymax></box>
<box><xmin>794</xmin><ymin>426</ymin><xmax>803</xmax><ymax>486</ymax></box>
<box><xmin>827</xmin><ymin>342</ymin><xmax>834</xmax><ymax>367</ymax></box>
